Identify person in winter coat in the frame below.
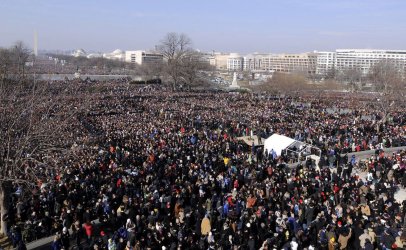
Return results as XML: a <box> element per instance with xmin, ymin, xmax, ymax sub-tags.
<box><xmin>201</xmin><ymin>215</ymin><xmax>211</xmax><ymax>236</ymax></box>
<box><xmin>367</xmin><ymin>227</ymin><xmax>376</xmax><ymax>245</ymax></box>
<box><xmin>363</xmin><ymin>239</ymin><xmax>374</xmax><ymax>250</ymax></box>
<box><xmin>83</xmin><ymin>220</ymin><xmax>94</xmax><ymax>246</ymax></box>
<box><xmin>380</xmin><ymin>229</ymin><xmax>395</xmax><ymax>249</ymax></box>
<box><xmin>108</xmin><ymin>238</ymin><xmax>117</xmax><ymax>250</ymax></box>
<box><xmin>17</xmin><ymin>241</ymin><xmax>27</xmax><ymax>250</ymax></box>
<box><xmin>305</xmin><ymin>204</ymin><xmax>315</xmax><ymax>225</ymax></box>
<box><xmin>360</xmin><ymin>204</ymin><xmax>371</xmax><ymax>217</ymax></box>
<box><xmin>394</xmin><ymin>233</ymin><xmax>404</xmax><ymax>249</ymax></box>
<box><xmin>290</xmin><ymin>237</ymin><xmax>299</xmax><ymax>250</ymax></box>
<box><xmin>337</xmin><ymin>227</ymin><xmax>351</xmax><ymax>249</ymax></box>
<box><xmin>61</xmin><ymin>227</ymin><xmax>70</xmax><ymax>250</ymax></box>
<box><xmin>51</xmin><ymin>235</ymin><xmax>62</xmax><ymax>250</ymax></box>
<box><xmin>328</xmin><ymin>237</ymin><xmax>338</xmax><ymax>250</ymax></box>
<box><xmin>359</xmin><ymin>229</ymin><xmax>372</xmax><ymax>249</ymax></box>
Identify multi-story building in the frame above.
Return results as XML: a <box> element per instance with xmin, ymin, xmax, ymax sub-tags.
<box><xmin>209</xmin><ymin>52</ymin><xmax>317</xmax><ymax>74</ymax></box>
<box><xmin>125</xmin><ymin>50</ymin><xmax>163</xmax><ymax>65</ymax></box>
<box><xmin>315</xmin><ymin>51</ymin><xmax>336</xmax><ymax>75</ymax></box>
<box><xmin>210</xmin><ymin>53</ymin><xmax>229</xmax><ymax>70</ymax></box>
<box><xmin>227</xmin><ymin>53</ymin><xmax>244</xmax><ymax>71</ymax></box>
<box><xmin>316</xmin><ymin>49</ymin><xmax>406</xmax><ymax>76</ymax></box>
<box><xmin>262</xmin><ymin>53</ymin><xmax>317</xmax><ymax>74</ymax></box>
<box><xmin>243</xmin><ymin>53</ymin><xmax>268</xmax><ymax>71</ymax></box>
<box><xmin>335</xmin><ymin>49</ymin><xmax>406</xmax><ymax>75</ymax></box>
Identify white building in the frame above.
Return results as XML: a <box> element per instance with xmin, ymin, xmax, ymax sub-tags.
<box><xmin>103</xmin><ymin>49</ymin><xmax>125</xmax><ymax>61</ymax></box>
<box><xmin>125</xmin><ymin>50</ymin><xmax>163</xmax><ymax>65</ymax></box>
<box><xmin>227</xmin><ymin>53</ymin><xmax>244</xmax><ymax>71</ymax></box>
<box><xmin>72</xmin><ymin>49</ymin><xmax>87</xmax><ymax>57</ymax></box>
<box><xmin>335</xmin><ymin>49</ymin><xmax>406</xmax><ymax>75</ymax></box>
<box><xmin>243</xmin><ymin>53</ymin><xmax>268</xmax><ymax>71</ymax></box>
<box><xmin>315</xmin><ymin>51</ymin><xmax>336</xmax><ymax>75</ymax></box>
<box><xmin>210</xmin><ymin>52</ymin><xmax>317</xmax><ymax>74</ymax></box>
<box><xmin>316</xmin><ymin>49</ymin><xmax>406</xmax><ymax>76</ymax></box>
<box><xmin>87</xmin><ymin>53</ymin><xmax>103</xmax><ymax>59</ymax></box>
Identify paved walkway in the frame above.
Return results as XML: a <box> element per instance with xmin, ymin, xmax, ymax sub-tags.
<box><xmin>354</xmin><ymin>167</ymin><xmax>406</xmax><ymax>204</ymax></box>
<box><xmin>340</xmin><ymin>146</ymin><xmax>406</xmax><ymax>161</ymax></box>
<box><xmin>27</xmin><ymin>219</ymin><xmax>101</xmax><ymax>250</ymax></box>
<box><xmin>342</xmin><ymin>146</ymin><xmax>406</xmax><ymax>203</ymax></box>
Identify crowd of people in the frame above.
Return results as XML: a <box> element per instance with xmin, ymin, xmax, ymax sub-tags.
<box><xmin>5</xmin><ymin>83</ymin><xmax>406</xmax><ymax>250</ymax></box>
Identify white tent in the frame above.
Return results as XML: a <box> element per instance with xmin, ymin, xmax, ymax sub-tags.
<box><xmin>263</xmin><ymin>134</ymin><xmax>296</xmax><ymax>156</ymax></box>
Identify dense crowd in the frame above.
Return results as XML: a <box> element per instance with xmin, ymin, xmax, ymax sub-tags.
<box><xmin>6</xmin><ymin>85</ymin><xmax>406</xmax><ymax>250</ymax></box>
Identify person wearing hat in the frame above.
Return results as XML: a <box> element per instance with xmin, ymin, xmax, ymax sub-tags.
<box><xmin>328</xmin><ymin>237</ymin><xmax>337</xmax><ymax>250</ymax></box>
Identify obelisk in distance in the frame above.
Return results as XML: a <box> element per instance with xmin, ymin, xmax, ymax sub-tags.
<box><xmin>33</xmin><ymin>30</ymin><xmax>38</xmax><ymax>57</ymax></box>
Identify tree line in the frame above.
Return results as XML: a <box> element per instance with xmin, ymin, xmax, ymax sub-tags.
<box><xmin>0</xmin><ymin>41</ymin><xmax>31</xmax><ymax>81</ymax></box>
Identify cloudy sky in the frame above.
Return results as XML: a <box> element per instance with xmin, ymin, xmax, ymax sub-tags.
<box><xmin>1</xmin><ymin>0</ymin><xmax>405</xmax><ymax>53</ymax></box>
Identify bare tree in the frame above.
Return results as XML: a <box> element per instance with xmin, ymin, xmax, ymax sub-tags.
<box><xmin>139</xmin><ymin>61</ymin><xmax>164</xmax><ymax>82</ymax></box>
<box><xmin>369</xmin><ymin>60</ymin><xmax>403</xmax><ymax>92</ymax></box>
<box><xmin>0</xmin><ymin>48</ymin><xmax>13</xmax><ymax>82</ymax></box>
<box><xmin>270</xmin><ymin>72</ymin><xmax>309</xmax><ymax>98</ymax></box>
<box><xmin>325</xmin><ymin>67</ymin><xmax>337</xmax><ymax>80</ymax></box>
<box><xmin>11</xmin><ymin>41</ymin><xmax>31</xmax><ymax>79</ymax></box>
<box><xmin>369</xmin><ymin>60</ymin><xmax>406</xmax><ymax>122</ymax></box>
<box><xmin>180</xmin><ymin>51</ymin><xmax>209</xmax><ymax>88</ymax></box>
<box><xmin>0</xmin><ymin>80</ymin><xmax>87</xmax><ymax>234</ymax></box>
<box><xmin>335</xmin><ymin>67</ymin><xmax>363</xmax><ymax>91</ymax></box>
<box><xmin>0</xmin><ymin>42</ymin><xmax>31</xmax><ymax>82</ymax></box>
<box><xmin>157</xmin><ymin>32</ymin><xmax>194</xmax><ymax>89</ymax></box>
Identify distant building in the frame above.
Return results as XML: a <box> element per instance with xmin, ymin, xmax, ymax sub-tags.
<box><xmin>87</xmin><ymin>53</ymin><xmax>103</xmax><ymax>59</ymax></box>
<box><xmin>211</xmin><ymin>53</ymin><xmax>230</xmax><ymax>70</ymax></box>
<box><xmin>316</xmin><ymin>49</ymin><xmax>406</xmax><ymax>76</ymax></box>
<box><xmin>72</xmin><ymin>48</ymin><xmax>124</xmax><ymax>60</ymax></box>
<box><xmin>125</xmin><ymin>50</ymin><xmax>163</xmax><ymax>65</ymax></box>
<box><xmin>335</xmin><ymin>49</ymin><xmax>406</xmax><ymax>75</ymax></box>
<box><xmin>209</xmin><ymin>52</ymin><xmax>316</xmax><ymax>74</ymax></box>
<box><xmin>103</xmin><ymin>49</ymin><xmax>125</xmax><ymax>61</ymax></box>
<box><xmin>243</xmin><ymin>53</ymin><xmax>268</xmax><ymax>71</ymax></box>
<box><xmin>227</xmin><ymin>53</ymin><xmax>244</xmax><ymax>71</ymax></box>
<box><xmin>316</xmin><ymin>51</ymin><xmax>336</xmax><ymax>75</ymax></box>
<box><xmin>209</xmin><ymin>49</ymin><xmax>406</xmax><ymax>76</ymax></box>
<box><xmin>72</xmin><ymin>49</ymin><xmax>87</xmax><ymax>57</ymax></box>
<box><xmin>262</xmin><ymin>53</ymin><xmax>317</xmax><ymax>74</ymax></box>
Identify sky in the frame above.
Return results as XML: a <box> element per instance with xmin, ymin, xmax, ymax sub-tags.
<box><xmin>1</xmin><ymin>0</ymin><xmax>406</xmax><ymax>54</ymax></box>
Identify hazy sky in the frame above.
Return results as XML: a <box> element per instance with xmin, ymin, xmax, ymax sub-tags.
<box><xmin>1</xmin><ymin>0</ymin><xmax>405</xmax><ymax>54</ymax></box>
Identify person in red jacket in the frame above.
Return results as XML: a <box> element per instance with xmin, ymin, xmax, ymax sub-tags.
<box><xmin>83</xmin><ymin>220</ymin><xmax>93</xmax><ymax>246</ymax></box>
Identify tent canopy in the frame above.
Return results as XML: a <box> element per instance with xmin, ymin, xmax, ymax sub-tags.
<box><xmin>263</xmin><ymin>134</ymin><xmax>296</xmax><ymax>156</ymax></box>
